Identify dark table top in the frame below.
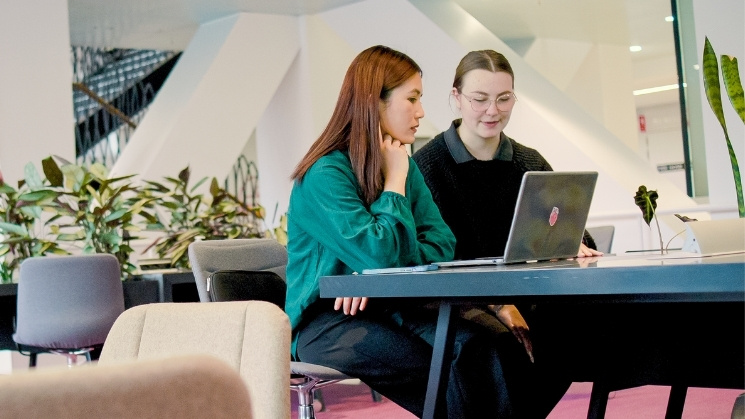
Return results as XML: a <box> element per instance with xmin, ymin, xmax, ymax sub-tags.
<box><xmin>320</xmin><ymin>252</ymin><xmax>745</xmax><ymax>304</ymax></box>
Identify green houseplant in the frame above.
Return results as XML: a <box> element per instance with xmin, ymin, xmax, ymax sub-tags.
<box><xmin>139</xmin><ymin>166</ymin><xmax>266</xmax><ymax>269</ymax></box>
<box><xmin>702</xmin><ymin>37</ymin><xmax>745</xmax><ymax>218</ymax></box>
<box><xmin>0</xmin><ymin>163</ymin><xmax>68</xmax><ymax>283</ymax></box>
<box><xmin>634</xmin><ymin>185</ymin><xmax>664</xmax><ymax>254</ymax></box>
<box><xmin>40</xmin><ymin>156</ymin><xmax>150</xmax><ymax>278</ymax></box>
<box><xmin>0</xmin><ymin>156</ymin><xmax>149</xmax><ymax>280</ymax></box>
<box><xmin>1</xmin><ymin>158</ymin><xmax>271</xmax><ymax>281</ymax></box>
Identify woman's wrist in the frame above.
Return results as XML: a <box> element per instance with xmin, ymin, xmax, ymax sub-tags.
<box><xmin>383</xmin><ymin>175</ymin><xmax>407</xmax><ymax>196</ymax></box>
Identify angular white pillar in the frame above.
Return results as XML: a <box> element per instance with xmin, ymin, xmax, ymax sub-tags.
<box><xmin>254</xmin><ymin>15</ymin><xmax>359</xmax><ymax>223</ymax></box>
<box><xmin>0</xmin><ymin>0</ymin><xmax>74</xmax><ymax>184</ymax></box>
<box><xmin>112</xmin><ymin>13</ymin><xmax>300</xmax><ymax>185</ymax></box>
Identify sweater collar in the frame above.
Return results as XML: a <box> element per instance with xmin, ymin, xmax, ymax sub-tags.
<box><xmin>443</xmin><ymin>119</ymin><xmax>513</xmax><ymax>164</ymax></box>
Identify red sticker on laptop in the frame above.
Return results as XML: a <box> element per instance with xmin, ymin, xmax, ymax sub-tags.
<box><xmin>549</xmin><ymin>207</ymin><xmax>559</xmax><ymax>226</ymax></box>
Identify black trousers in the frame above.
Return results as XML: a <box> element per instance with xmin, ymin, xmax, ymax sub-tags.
<box><xmin>296</xmin><ymin>301</ymin><xmax>570</xmax><ymax>418</ymax></box>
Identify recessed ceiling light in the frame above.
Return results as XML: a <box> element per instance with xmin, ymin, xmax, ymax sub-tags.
<box><xmin>665</xmin><ymin>16</ymin><xmax>674</xmax><ymax>22</ymax></box>
<box><xmin>633</xmin><ymin>83</ymin><xmax>686</xmax><ymax>96</ymax></box>
<box><xmin>629</xmin><ymin>45</ymin><xmax>642</xmax><ymax>52</ymax></box>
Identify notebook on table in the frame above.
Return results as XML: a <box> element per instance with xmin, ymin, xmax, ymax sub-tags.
<box><xmin>435</xmin><ymin>171</ymin><xmax>598</xmax><ymax>267</ymax></box>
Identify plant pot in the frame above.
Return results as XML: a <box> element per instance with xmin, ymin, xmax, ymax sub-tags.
<box><xmin>139</xmin><ymin>271</ymin><xmax>199</xmax><ymax>303</ymax></box>
<box><xmin>0</xmin><ymin>284</ymin><xmax>18</xmax><ymax>350</ymax></box>
<box><xmin>122</xmin><ymin>278</ymin><xmax>160</xmax><ymax>308</ymax></box>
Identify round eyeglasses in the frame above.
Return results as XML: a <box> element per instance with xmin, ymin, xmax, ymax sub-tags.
<box><xmin>459</xmin><ymin>92</ymin><xmax>518</xmax><ymax>112</ymax></box>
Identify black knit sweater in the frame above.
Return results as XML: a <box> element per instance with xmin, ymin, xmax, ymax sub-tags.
<box><xmin>413</xmin><ymin>124</ymin><xmax>556</xmax><ymax>260</ymax></box>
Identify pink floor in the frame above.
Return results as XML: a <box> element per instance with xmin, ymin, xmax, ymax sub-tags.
<box><xmin>292</xmin><ymin>381</ymin><xmax>743</xmax><ymax>419</ymax></box>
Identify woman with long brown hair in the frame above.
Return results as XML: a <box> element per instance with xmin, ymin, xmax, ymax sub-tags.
<box><xmin>286</xmin><ymin>45</ymin><xmax>531</xmax><ymax>417</ymax></box>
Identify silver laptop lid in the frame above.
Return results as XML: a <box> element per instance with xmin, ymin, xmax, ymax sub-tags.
<box><xmin>502</xmin><ymin>171</ymin><xmax>598</xmax><ymax>263</ymax></box>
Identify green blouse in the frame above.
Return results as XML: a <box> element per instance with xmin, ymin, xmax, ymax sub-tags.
<box><xmin>285</xmin><ymin>150</ymin><xmax>455</xmax><ymax>336</ymax></box>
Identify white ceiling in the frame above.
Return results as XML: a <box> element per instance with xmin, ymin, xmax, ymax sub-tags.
<box><xmin>67</xmin><ymin>0</ymin><xmax>679</xmax><ymax>107</ymax></box>
<box><xmin>67</xmin><ymin>0</ymin><xmax>364</xmax><ymax>49</ymax></box>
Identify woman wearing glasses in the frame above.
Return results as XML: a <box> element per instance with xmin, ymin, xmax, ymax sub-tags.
<box><xmin>413</xmin><ymin>50</ymin><xmax>601</xmax><ymax>417</ymax></box>
<box><xmin>413</xmin><ymin>49</ymin><xmax>600</xmax><ymax>261</ymax></box>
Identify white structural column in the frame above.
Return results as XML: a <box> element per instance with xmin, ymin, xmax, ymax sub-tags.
<box><xmin>254</xmin><ymin>15</ymin><xmax>359</xmax><ymax>223</ymax></box>
<box><xmin>0</xmin><ymin>0</ymin><xmax>74</xmax><ymax>184</ymax></box>
<box><xmin>112</xmin><ymin>13</ymin><xmax>300</xmax><ymax>185</ymax></box>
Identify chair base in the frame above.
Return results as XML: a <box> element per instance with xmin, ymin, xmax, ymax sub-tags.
<box><xmin>291</xmin><ymin>377</ymin><xmax>343</xmax><ymax>419</ymax></box>
<box><xmin>16</xmin><ymin>344</ymin><xmax>97</xmax><ymax>368</ymax></box>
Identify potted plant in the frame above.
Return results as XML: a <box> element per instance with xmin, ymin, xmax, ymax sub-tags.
<box><xmin>634</xmin><ymin>185</ymin><xmax>665</xmax><ymax>255</ymax></box>
<box><xmin>3</xmin><ymin>156</ymin><xmax>161</xmax><ymax>304</ymax></box>
<box><xmin>138</xmin><ymin>166</ymin><xmax>267</xmax><ymax>269</ymax></box>
<box><xmin>39</xmin><ymin>156</ymin><xmax>153</xmax><ymax>278</ymax></box>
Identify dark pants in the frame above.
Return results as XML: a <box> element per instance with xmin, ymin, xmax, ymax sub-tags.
<box><xmin>296</xmin><ymin>301</ymin><xmax>570</xmax><ymax>418</ymax></box>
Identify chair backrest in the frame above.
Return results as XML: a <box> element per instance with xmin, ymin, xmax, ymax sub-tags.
<box><xmin>207</xmin><ymin>270</ymin><xmax>287</xmax><ymax>309</ymax></box>
<box><xmin>14</xmin><ymin>254</ymin><xmax>125</xmax><ymax>349</ymax></box>
<box><xmin>98</xmin><ymin>301</ymin><xmax>290</xmax><ymax>419</ymax></box>
<box><xmin>0</xmin><ymin>354</ymin><xmax>252</xmax><ymax>419</ymax></box>
<box><xmin>188</xmin><ymin>238</ymin><xmax>288</xmax><ymax>302</ymax></box>
<box><xmin>586</xmin><ymin>225</ymin><xmax>615</xmax><ymax>254</ymax></box>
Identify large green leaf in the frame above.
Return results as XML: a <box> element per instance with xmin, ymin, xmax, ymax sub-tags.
<box><xmin>634</xmin><ymin>185</ymin><xmax>658</xmax><ymax>226</ymax></box>
<box><xmin>142</xmin><ymin>180</ymin><xmax>170</xmax><ymax>192</ymax></box>
<box><xmin>60</xmin><ymin>164</ymin><xmax>85</xmax><ymax>192</ymax></box>
<box><xmin>178</xmin><ymin>166</ymin><xmax>190</xmax><ymax>185</ymax></box>
<box><xmin>721</xmin><ymin>55</ymin><xmax>745</xmax><ymax>124</ymax></box>
<box><xmin>17</xmin><ymin>189</ymin><xmax>57</xmax><ymax>204</ymax></box>
<box><xmin>0</xmin><ymin>183</ymin><xmax>16</xmax><ymax>194</ymax></box>
<box><xmin>23</xmin><ymin>162</ymin><xmax>44</xmax><ymax>190</ymax></box>
<box><xmin>104</xmin><ymin>208</ymin><xmax>129</xmax><ymax>223</ymax></box>
<box><xmin>209</xmin><ymin>177</ymin><xmax>220</xmax><ymax>198</ymax></box>
<box><xmin>56</xmin><ymin>232</ymin><xmax>86</xmax><ymax>241</ymax></box>
<box><xmin>100</xmin><ymin>231</ymin><xmax>123</xmax><ymax>246</ymax></box>
<box><xmin>18</xmin><ymin>205</ymin><xmax>42</xmax><ymax>220</ymax></box>
<box><xmin>0</xmin><ymin>222</ymin><xmax>28</xmax><ymax>236</ymax></box>
<box><xmin>703</xmin><ymin>38</ymin><xmax>727</xmax><ymax>131</ymax></box>
<box><xmin>88</xmin><ymin>162</ymin><xmax>109</xmax><ymax>180</ymax></box>
<box><xmin>41</xmin><ymin>157</ymin><xmax>64</xmax><ymax>187</ymax></box>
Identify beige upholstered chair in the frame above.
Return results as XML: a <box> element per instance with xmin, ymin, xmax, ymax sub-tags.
<box><xmin>99</xmin><ymin>301</ymin><xmax>290</xmax><ymax>419</ymax></box>
<box><xmin>0</xmin><ymin>354</ymin><xmax>252</xmax><ymax>419</ymax></box>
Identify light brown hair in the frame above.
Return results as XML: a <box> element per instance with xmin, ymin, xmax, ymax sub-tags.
<box><xmin>452</xmin><ymin>50</ymin><xmax>514</xmax><ymax>92</ymax></box>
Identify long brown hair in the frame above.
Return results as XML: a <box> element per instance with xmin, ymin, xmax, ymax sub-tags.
<box><xmin>452</xmin><ymin>50</ymin><xmax>514</xmax><ymax>92</ymax></box>
<box><xmin>291</xmin><ymin>45</ymin><xmax>422</xmax><ymax>205</ymax></box>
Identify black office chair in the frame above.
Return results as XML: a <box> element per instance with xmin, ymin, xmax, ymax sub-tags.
<box><xmin>188</xmin><ymin>238</ymin><xmax>382</xmax><ymax>419</ymax></box>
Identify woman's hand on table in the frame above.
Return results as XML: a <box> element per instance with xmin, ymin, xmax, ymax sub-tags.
<box><xmin>577</xmin><ymin>243</ymin><xmax>603</xmax><ymax>257</ymax></box>
<box><xmin>491</xmin><ymin>304</ymin><xmax>534</xmax><ymax>363</ymax></box>
<box><xmin>335</xmin><ymin>297</ymin><xmax>368</xmax><ymax>315</ymax></box>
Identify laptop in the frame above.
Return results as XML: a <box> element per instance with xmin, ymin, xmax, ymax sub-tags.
<box><xmin>436</xmin><ymin>171</ymin><xmax>598</xmax><ymax>267</ymax></box>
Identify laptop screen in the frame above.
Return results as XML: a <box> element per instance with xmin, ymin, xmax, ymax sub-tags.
<box><xmin>502</xmin><ymin>171</ymin><xmax>598</xmax><ymax>263</ymax></box>
<box><xmin>436</xmin><ymin>171</ymin><xmax>598</xmax><ymax>268</ymax></box>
